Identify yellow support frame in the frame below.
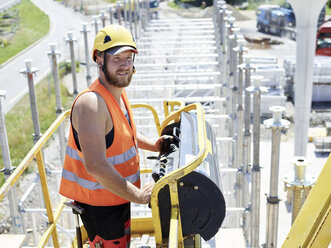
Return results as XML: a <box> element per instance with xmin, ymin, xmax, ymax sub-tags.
<box><xmin>282</xmin><ymin>154</ymin><xmax>331</xmax><ymax>248</ymax></box>
<box><xmin>150</xmin><ymin>103</ymin><xmax>207</xmax><ymax>248</ymax></box>
<box><xmin>163</xmin><ymin>100</ymin><xmax>185</xmax><ymax>119</ymax></box>
<box><xmin>0</xmin><ymin>110</ymin><xmax>71</xmax><ymax>248</ymax></box>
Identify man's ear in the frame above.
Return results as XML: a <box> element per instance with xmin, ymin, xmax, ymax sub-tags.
<box><xmin>96</xmin><ymin>53</ymin><xmax>103</xmax><ymax>68</ymax></box>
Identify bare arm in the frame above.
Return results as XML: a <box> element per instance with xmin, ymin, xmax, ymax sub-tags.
<box><xmin>73</xmin><ymin>93</ymin><xmax>152</xmax><ymax>204</ymax></box>
<box><xmin>137</xmin><ymin>132</ymin><xmax>165</xmax><ymax>152</ymax></box>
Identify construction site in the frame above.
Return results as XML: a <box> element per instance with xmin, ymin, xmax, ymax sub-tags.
<box><xmin>0</xmin><ymin>0</ymin><xmax>330</xmax><ymax>247</ymax></box>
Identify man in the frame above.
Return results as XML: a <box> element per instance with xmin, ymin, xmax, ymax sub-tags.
<box><xmin>60</xmin><ymin>25</ymin><xmax>168</xmax><ymax>248</ymax></box>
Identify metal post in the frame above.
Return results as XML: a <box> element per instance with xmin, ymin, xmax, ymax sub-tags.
<box><xmin>283</xmin><ymin>157</ymin><xmax>314</xmax><ymax>224</ymax></box>
<box><xmin>139</xmin><ymin>0</ymin><xmax>144</xmax><ymax>31</ymax></box>
<box><xmin>100</xmin><ymin>10</ymin><xmax>106</xmax><ymax>28</ymax></box>
<box><xmin>234</xmin><ymin>40</ymin><xmax>248</xmax><ymax>210</ymax></box>
<box><xmin>242</xmin><ymin>57</ymin><xmax>255</xmax><ymax>246</ymax></box>
<box><xmin>128</xmin><ymin>0</ymin><xmax>133</xmax><ymax>33</ymax></box>
<box><xmin>243</xmin><ymin>57</ymin><xmax>254</xmax><ymax>177</ymax></box>
<box><xmin>216</xmin><ymin>6</ymin><xmax>226</xmax><ymax>53</ymax></box>
<box><xmin>144</xmin><ymin>0</ymin><xmax>149</xmax><ymax>30</ymax></box>
<box><xmin>146</xmin><ymin>0</ymin><xmax>150</xmax><ymax>23</ymax></box>
<box><xmin>136</xmin><ymin>0</ymin><xmax>142</xmax><ymax>36</ymax></box>
<box><xmin>108</xmin><ymin>6</ymin><xmax>113</xmax><ymax>24</ymax></box>
<box><xmin>228</xmin><ymin>28</ymin><xmax>240</xmax><ymax>171</ymax></box>
<box><xmin>0</xmin><ymin>91</ymin><xmax>24</xmax><ymax>234</ymax></box>
<box><xmin>133</xmin><ymin>0</ymin><xmax>138</xmax><ymax>39</ymax></box>
<box><xmin>123</xmin><ymin>0</ymin><xmax>127</xmax><ymax>27</ymax></box>
<box><xmin>19</xmin><ymin>61</ymin><xmax>47</xmax><ymax>214</ymax></box>
<box><xmin>247</xmin><ymin>75</ymin><xmax>267</xmax><ymax>248</ymax></box>
<box><xmin>65</xmin><ymin>31</ymin><xmax>78</xmax><ymax>97</ymax></box>
<box><xmin>117</xmin><ymin>2</ymin><xmax>122</xmax><ymax>25</ymax></box>
<box><xmin>218</xmin><ymin>7</ymin><xmax>227</xmax><ymax>100</ymax></box>
<box><xmin>92</xmin><ymin>15</ymin><xmax>99</xmax><ymax>36</ymax></box>
<box><xmin>141</xmin><ymin>0</ymin><xmax>147</xmax><ymax>31</ymax></box>
<box><xmin>81</xmin><ymin>23</ymin><xmax>91</xmax><ymax>86</ymax></box>
<box><xmin>47</xmin><ymin>43</ymin><xmax>66</xmax><ymax>163</ymax></box>
<box><xmin>20</xmin><ymin>60</ymin><xmax>41</xmax><ymax>143</ymax></box>
<box><xmin>229</xmin><ymin>29</ymin><xmax>241</xmax><ymax>133</ymax></box>
<box><xmin>225</xmin><ymin>20</ymin><xmax>237</xmax><ymax>138</ymax></box>
<box><xmin>264</xmin><ymin>106</ymin><xmax>290</xmax><ymax>248</ymax></box>
<box><xmin>220</xmin><ymin>7</ymin><xmax>228</xmax><ymax>50</ymax></box>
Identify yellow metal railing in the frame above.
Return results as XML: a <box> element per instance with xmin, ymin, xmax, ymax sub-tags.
<box><xmin>163</xmin><ymin>100</ymin><xmax>185</xmax><ymax>119</ymax></box>
<box><xmin>0</xmin><ymin>110</ymin><xmax>71</xmax><ymax>248</ymax></box>
<box><xmin>0</xmin><ymin>102</ymin><xmax>207</xmax><ymax>248</ymax></box>
<box><xmin>151</xmin><ymin>103</ymin><xmax>208</xmax><ymax>248</ymax></box>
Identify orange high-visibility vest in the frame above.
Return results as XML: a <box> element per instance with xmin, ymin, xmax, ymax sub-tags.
<box><xmin>59</xmin><ymin>79</ymin><xmax>140</xmax><ymax>206</ymax></box>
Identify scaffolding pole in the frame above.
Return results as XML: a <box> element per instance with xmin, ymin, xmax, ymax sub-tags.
<box><xmin>264</xmin><ymin>106</ymin><xmax>290</xmax><ymax>248</ymax></box>
<box><xmin>247</xmin><ymin>75</ymin><xmax>267</xmax><ymax>248</ymax></box>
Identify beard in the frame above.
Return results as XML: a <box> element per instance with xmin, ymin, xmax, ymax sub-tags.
<box><xmin>105</xmin><ymin>69</ymin><xmax>133</xmax><ymax>88</ymax></box>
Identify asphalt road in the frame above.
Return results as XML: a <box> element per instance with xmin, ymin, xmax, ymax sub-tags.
<box><xmin>0</xmin><ymin>0</ymin><xmax>20</xmax><ymax>13</ymax></box>
<box><xmin>0</xmin><ymin>0</ymin><xmax>93</xmax><ymax>113</ymax></box>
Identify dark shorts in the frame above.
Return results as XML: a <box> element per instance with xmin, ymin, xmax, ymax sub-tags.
<box><xmin>75</xmin><ymin>201</ymin><xmax>131</xmax><ymax>248</ymax></box>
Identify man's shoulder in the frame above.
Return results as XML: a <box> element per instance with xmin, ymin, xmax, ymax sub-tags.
<box><xmin>76</xmin><ymin>91</ymin><xmax>105</xmax><ymax>107</ymax></box>
<box><xmin>73</xmin><ymin>91</ymin><xmax>108</xmax><ymax>116</ymax></box>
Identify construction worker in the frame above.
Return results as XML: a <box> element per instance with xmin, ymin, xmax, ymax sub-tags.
<box><xmin>59</xmin><ymin>25</ymin><xmax>170</xmax><ymax>248</ymax></box>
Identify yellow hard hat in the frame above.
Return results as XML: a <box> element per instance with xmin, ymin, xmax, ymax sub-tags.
<box><xmin>92</xmin><ymin>24</ymin><xmax>138</xmax><ymax>62</ymax></box>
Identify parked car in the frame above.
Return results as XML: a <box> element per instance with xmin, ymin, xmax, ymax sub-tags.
<box><xmin>316</xmin><ymin>20</ymin><xmax>331</xmax><ymax>56</ymax></box>
<box><xmin>256</xmin><ymin>4</ymin><xmax>295</xmax><ymax>37</ymax></box>
<box><xmin>256</xmin><ymin>2</ymin><xmax>325</xmax><ymax>39</ymax></box>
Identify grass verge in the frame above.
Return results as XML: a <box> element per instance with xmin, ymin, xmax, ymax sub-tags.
<box><xmin>0</xmin><ymin>0</ymin><xmax>50</xmax><ymax>65</ymax></box>
<box><xmin>0</xmin><ymin>76</ymin><xmax>72</xmax><ymax>186</ymax></box>
<box><xmin>327</xmin><ymin>6</ymin><xmax>331</xmax><ymax>16</ymax></box>
<box><xmin>242</xmin><ymin>0</ymin><xmax>285</xmax><ymax>11</ymax></box>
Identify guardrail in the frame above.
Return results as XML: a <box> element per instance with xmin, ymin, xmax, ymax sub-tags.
<box><xmin>0</xmin><ymin>110</ymin><xmax>70</xmax><ymax>248</ymax></box>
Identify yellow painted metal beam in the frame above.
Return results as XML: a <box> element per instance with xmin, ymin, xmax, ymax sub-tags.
<box><xmin>163</xmin><ymin>100</ymin><xmax>185</xmax><ymax>118</ymax></box>
<box><xmin>131</xmin><ymin>217</ymin><xmax>155</xmax><ymax>237</ymax></box>
<box><xmin>168</xmin><ymin>207</ymin><xmax>179</xmax><ymax>248</ymax></box>
<box><xmin>151</xmin><ymin>103</ymin><xmax>208</xmax><ymax>247</ymax></box>
<box><xmin>282</xmin><ymin>154</ymin><xmax>331</xmax><ymax>247</ymax></box>
<box><xmin>140</xmin><ymin>168</ymin><xmax>153</xmax><ymax>174</ymax></box>
<box><xmin>169</xmin><ymin>181</ymin><xmax>183</xmax><ymax>248</ymax></box>
<box><xmin>310</xmin><ymin>208</ymin><xmax>331</xmax><ymax>248</ymax></box>
<box><xmin>36</xmin><ymin>150</ymin><xmax>59</xmax><ymax>248</ymax></box>
<box><xmin>0</xmin><ymin>110</ymin><xmax>70</xmax><ymax>202</ymax></box>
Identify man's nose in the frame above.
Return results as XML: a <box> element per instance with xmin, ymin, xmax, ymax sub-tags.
<box><xmin>120</xmin><ymin>59</ymin><xmax>131</xmax><ymax>67</ymax></box>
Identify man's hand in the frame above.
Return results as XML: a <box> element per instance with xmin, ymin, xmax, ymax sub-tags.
<box><xmin>156</xmin><ymin>135</ymin><xmax>174</xmax><ymax>153</ymax></box>
<box><xmin>137</xmin><ymin>132</ymin><xmax>174</xmax><ymax>152</ymax></box>
<box><xmin>139</xmin><ymin>181</ymin><xmax>155</xmax><ymax>204</ymax></box>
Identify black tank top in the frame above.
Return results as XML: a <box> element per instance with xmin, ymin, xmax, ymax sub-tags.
<box><xmin>72</xmin><ymin>111</ymin><xmax>131</xmax><ymax>152</ymax></box>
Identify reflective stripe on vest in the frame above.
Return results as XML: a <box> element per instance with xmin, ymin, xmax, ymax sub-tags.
<box><xmin>62</xmin><ymin>168</ymin><xmax>140</xmax><ymax>190</ymax></box>
<box><xmin>66</xmin><ymin>145</ymin><xmax>137</xmax><ymax>166</ymax></box>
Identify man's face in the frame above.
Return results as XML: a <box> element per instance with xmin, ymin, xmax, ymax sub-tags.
<box><xmin>105</xmin><ymin>50</ymin><xmax>134</xmax><ymax>88</ymax></box>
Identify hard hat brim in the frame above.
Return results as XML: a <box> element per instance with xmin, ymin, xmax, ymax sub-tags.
<box><xmin>107</xmin><ymin>46</ymin><xmax>138</xmax><ymax>55</ymax></box>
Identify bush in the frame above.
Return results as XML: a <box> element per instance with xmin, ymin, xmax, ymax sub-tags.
<box><xmin>0</xmin><ymin>39</ymin><xmax>8</xmax><ymax>47</ymax></box>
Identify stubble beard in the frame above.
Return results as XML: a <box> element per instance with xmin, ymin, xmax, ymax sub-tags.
<box><xmin>105</xmin><ymin>69</ymin><xmax>133</xmax><ymax>88</ymax></box>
